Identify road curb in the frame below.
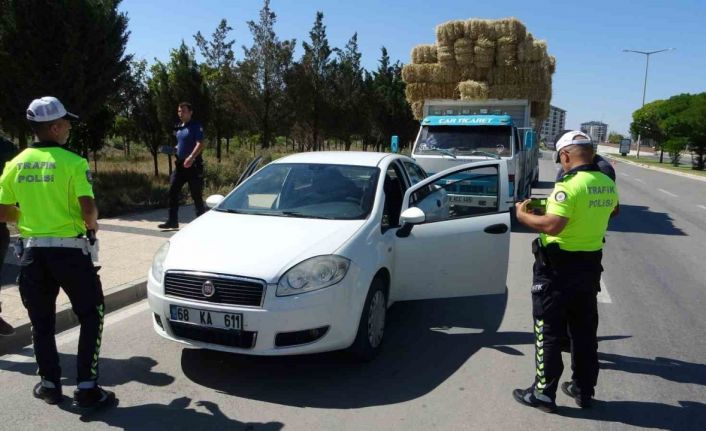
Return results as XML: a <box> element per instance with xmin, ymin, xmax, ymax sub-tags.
<box><xmin>0</xmin><ymin>278</ymin><xmax>147</xmax><ymax>355</ymax></box>
<box><xmin>602</xmin><ymin>154</ymin><xmax>706</xmax><ymax>183</ymax></box>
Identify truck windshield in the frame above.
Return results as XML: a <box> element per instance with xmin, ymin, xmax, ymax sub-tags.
<box><xmin>415</xmin><ymin>125</ymin><xmax>513</xmax><ymax>157</ymax></box>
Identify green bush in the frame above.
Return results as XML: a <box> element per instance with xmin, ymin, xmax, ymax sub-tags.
<box><xmin>665</xmin><ymin>138</ymin><xmax>688</xmax><ymax>166</ymax></box>
<box><xmin>93</xmin><ymin>170</ymin><xmax>171</xmax><ymax>217</ymax></box>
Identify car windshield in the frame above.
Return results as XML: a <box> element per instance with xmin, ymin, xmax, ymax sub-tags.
<box><xmin>415</xmin><ymin>125</ymin><xmax>513</xmax><ymax>157</ymax></box>
<box><xmin>217</xmin><ymin>163</ymin><xmax>380</xmax><ymax>220</ymax></box>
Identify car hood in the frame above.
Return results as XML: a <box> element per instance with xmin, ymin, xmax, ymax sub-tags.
<box><xmin>163</xmin><ymin>210</ymin><xmax>365</xmax><ymax>283</ymax></box>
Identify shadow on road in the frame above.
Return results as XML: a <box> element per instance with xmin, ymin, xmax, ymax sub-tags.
<box><xmin>72</xmin><ymin>396</ymin><xmax>284</xmax><ymax>431</ymax></box>
<box><xmin>599</xmin><ymin>352</ymin><xmax>706</xmax><ymax>386</ymax></box>
<box><xmin>0</xmin><ymin>354</ymin><xmax>174</xmax><ymax>388</ymax></box>
<box><xmin>560</xmin><ymin>400</ymin><xmax>706</xmax><ymax>431</ymax></box>
<box><xmin>608</xmin><ymin>204</ymin><xmax>686</xmax><ymax>236</ymax></box>
<box><xmin>181</xmin><ymin>293</ymin><xmax>509</xmax><ymax>409</ymax></box>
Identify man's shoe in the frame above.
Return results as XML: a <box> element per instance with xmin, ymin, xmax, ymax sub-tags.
<box><xmin>72</xmin><ymin>386</ymin><xmax>116</xmax><ymax>409</ymax></box>
<box><xmin>561</xmin><ymin>381</ymin><xmax>592</xmax><ymax>408</ymax></box>
<box><xmin>512</xmin><ymin>387</ymin><xmax>557</xmax><ymax>413</ymax></box>
<box><xmin>0</xmin><ymin>316</ymin><xmax>15</xmax><ymax>336</ymax></box>
<box><xmin>157</xmin><ymin>221</ymin><xmax>179</xmax><ymax>229</ymax></box>
<box><xmin>33</xmin><ymin>382</ymin><xmax>63</xmax><ymax>405</ymax></box>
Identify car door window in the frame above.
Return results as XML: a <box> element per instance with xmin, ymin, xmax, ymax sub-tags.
<box><xmin>411</xmin><ymin>165</ymin><xmax>499</xmax><ymax>222</ymax></box>
<box><xmin>382</xmin><ymin>163</ymin><xmax>407</xmax><ymax>230</ymax></box>
<box><xmin>402</xmin><ymin>161</ymin><xmax>427</xmax><ymax>185</ymax></box>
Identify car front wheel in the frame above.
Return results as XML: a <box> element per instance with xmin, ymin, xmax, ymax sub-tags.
<box><xmin>349</xmin><ymin>277</ymin><xmax>387</xmax><ymax>361</ymax></box>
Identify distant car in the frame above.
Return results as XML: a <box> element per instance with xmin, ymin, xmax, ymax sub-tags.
<box><xmin>147</xmin><ymin>151</ymin><xmax>511</xmax><ymax>359</ymax></box>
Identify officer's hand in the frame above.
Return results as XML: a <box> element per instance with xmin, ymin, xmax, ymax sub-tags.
<box><xmin>515</xmin><ymin>199</ymin><xmax>531</xmax><ymax>221</ymax></box>
<box><xmin>86</xmin><ymin>220</ymin><xmax>99</xmax><ymax>232</ymax></box>
<box><xmin>184</xmin><ymin>156</ymin><xmax>194</xmax><ymax>168</ymax></box>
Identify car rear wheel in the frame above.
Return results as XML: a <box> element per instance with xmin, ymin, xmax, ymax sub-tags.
<box><xmin>349</xmin><ymin>277</ymin><xmax>387</xmax><ymax>361</ymax></box>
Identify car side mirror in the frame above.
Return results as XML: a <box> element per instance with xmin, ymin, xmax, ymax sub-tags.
<box><xmin>396</xmin><ymin>207</ymin><xmax>426</xmax><ymax>238</ymax></box>
<box><xmin>205</xmin><ymin>194</ymin><xmax>225</xmax><ymax>209</ymax></box>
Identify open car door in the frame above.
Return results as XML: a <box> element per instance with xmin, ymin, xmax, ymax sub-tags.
<box><xmin>236</xmin><ymin>156</ymin><xmax>264</xmax><ymax>186</ymax></box>
<box><xmin>393</xmin><ymin>160</ymin><xmax>511</xmax><ymax>301</ymax></box>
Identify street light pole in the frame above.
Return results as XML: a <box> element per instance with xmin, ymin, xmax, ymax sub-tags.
<box><xmin>623</xmin><ymin>48</ymin><xmax>675</xmax><ymax>159</ymax></box>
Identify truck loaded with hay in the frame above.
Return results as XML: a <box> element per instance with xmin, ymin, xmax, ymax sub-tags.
<box><xmin>402</xmin><ymin>18</ymin><xmax>555</xmax><ymax>200</ymax></box>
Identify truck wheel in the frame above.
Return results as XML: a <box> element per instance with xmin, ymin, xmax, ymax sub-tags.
<box><xmin>349</xmin><ymin>277</ymin><xmax>387</xmax><ymax>361</ymax></box>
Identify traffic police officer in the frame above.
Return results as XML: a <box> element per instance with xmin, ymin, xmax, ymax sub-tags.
<box><xmin>158</xmin><ymin>102</ymin><xmax>205</xmax><ymax>229</ymax></box>
<box><xmin>0</xmin><ymin>97</ymin><xmax>114</xmax><ymax>408</ymax></box>
<box><xmin>512</xmin><ymin>131</ymin><xmax>618</xmax><ymax>412</ymax></box>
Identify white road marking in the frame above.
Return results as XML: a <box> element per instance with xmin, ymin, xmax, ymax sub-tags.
<box><xmin>634</xmin><ymin>178</ymin><xmax>645</xmax><ymax>184</ymax></box>
<box><xmin>0</xmin><ymin>301</ymin><xmax>150</xmax><ymax>370</ymax></box>
<box><xmin>620</xmin><ymin>173</ymin><xmax>630</xmax><ymax>178</ymax></box>
<box><xmin>597</xmin><ymin>279</ymin><xmax>612</xmax><ymax>304</ymax></box>
<box><xmin>698</xmin><ymin>205</ymin><xmax>706</xmax><ymax>211</ymax></box>
<box><xmin>658</xmin><ymin>189</ymin><xmax>678</xmax><ymax>198</ymax></box>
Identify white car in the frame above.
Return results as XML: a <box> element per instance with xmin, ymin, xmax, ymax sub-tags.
<box><xmin>147</xmin><ymin>151</ymin><xmax>511</xmax><ymax>360</ymax></box>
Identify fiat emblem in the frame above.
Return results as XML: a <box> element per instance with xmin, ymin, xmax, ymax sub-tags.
<box><xmin>202</xmin><ymin>280</ymin><xmax>215</xmax><ymax>297</ymax></box>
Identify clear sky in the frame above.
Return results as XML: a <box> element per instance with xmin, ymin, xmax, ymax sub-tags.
<box><xmin>119</xmin><ymin>0</ymin><xmax>705</xmax><ymax>136</ymax></box>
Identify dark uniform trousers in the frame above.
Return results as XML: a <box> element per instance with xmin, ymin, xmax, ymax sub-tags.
<box><xmin>19</xmin><ymin>247</ymin><xmax>104</xmax><ymax>384</ymax></box>
<box><xmin>167</xmin><ymin>158</ymin><xmax>205</xmax><ymax>223</ymax></box>
<box><xmin>531</xmin><ymin>240</ymin><xmax>602</xmax><ymax>399</ymax></box>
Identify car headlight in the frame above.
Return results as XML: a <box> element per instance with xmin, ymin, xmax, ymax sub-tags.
<box><xmin>277</xmin><ymin>255</ymin><xmax>350</xmax><ymax>297</ymax></box>
<box><xmin>151</xmin><ymin>241</ymin><xmax>170</xmax><ymax>282</ymax></box>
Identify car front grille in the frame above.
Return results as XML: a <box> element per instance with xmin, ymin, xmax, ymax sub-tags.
<box><xmin>169</xmin><ymin>321</ymin><xmax>257</xmax><ymax>349</ymax></box>
<box><xmin>164</xmin><ymin>271</ymin><xmax>265</xmax><ymax>307</ymax></box>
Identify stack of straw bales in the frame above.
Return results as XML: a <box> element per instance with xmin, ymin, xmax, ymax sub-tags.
<box><xmin>403</xmin><ymin>17</ymin><xmax>555</xmax><ymax>123</ymax></box>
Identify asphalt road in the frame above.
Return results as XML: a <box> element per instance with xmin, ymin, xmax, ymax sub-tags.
<box><xmin>1</xmin><ymin>153</ymin><xmax>704</xmax><ymax>431</ymax></box>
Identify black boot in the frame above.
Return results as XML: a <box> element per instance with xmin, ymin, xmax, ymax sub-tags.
<box><xmin>33</xmin><ymin>381</ymin><xmax>62</xmax><ymax>405</ymax></box>
<box><xmin>72</xmin><ymin>385</ymin><xmax>116</xmax><ymax>409</ymax></box>
<box><xmin>561</xmin><ymin>381</ymin><xmax>592</xmax><ymax>408</ymax></box>
<box><xmin>158</xmin><ymin>220</ymin><xmax>179</xmax><ymax>229</ymax></box>
<box><xmin>512</xmin><ymin>386</ymin><xmax>557</xmax><ymax>413</ymax></box>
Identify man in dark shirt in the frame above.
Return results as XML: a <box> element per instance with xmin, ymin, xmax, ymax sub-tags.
<box><xmin>158</xmin><ymin>102</ymin><xmax>206</xmax><ymax>229</ymax></box>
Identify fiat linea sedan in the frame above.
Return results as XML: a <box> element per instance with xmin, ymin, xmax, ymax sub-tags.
<box><xmin>147</xmin><ymin>151</ymin><xmax>511</xmax><ymax>360</ymax></box>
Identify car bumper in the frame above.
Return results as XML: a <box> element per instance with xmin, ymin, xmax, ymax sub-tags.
<box><xmin>146</xmin><ymin>270</ymin><xmax>361</xmax><ymax>355</ymax></box>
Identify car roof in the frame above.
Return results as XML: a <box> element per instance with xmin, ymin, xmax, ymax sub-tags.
<box><xmin>272</xmin><ymin>151</ymin><xmax>411</xmax><ymax>167</ymax></box>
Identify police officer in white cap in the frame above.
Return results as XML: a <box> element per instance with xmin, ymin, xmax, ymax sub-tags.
<box><xmin>0</xmin><ymin>97</ymin><xmax>114</xmax><ymax>409</ymax></box>
<box><xmin>512</xmin><ymin>131</ymin><xmax>619</xmax><ymax>412</ymax></box>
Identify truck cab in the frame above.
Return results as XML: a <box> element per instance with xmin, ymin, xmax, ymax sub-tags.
<box><xmin>411</xmin><ymin>99</ymin><xmax>539</xmax><ymax>201</ymax></box>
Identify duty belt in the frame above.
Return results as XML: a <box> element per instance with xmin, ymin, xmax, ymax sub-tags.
<box><xmin>23</xmin><ymin>237</ymin><xmax>89</xmax><ymax>249</ymax></box>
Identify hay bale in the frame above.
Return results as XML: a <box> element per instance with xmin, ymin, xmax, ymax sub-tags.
<box><xmin>457</xmin><ymin>64</ymin><xmax>486</xmax><ymax>81</ymax></box>
<box><xmin>489</xmin><ymin>63</ymin><xmax>553</xmax><ymax>85</ymax></box>
<box><xmin>437</xmin><ymin>43</ymin><xmax>456</xmax><ymax>66</ymax></box>
<box><xmin>496</xmin><ymin>42</ymin><xmax>518</xmax><ymax>66</ymax></box>
<box><xmin>411</xmin><ymin>100</ymin><xmax>425</xmax><ymax>120</ymax></box>
<box><xmin>411</xmin><ymin>44</ymin><xmax>438</xmax><ymax>64</ymax></box>
<box><xmin>402</xmin><ymin>64</ymin><xmax>459</xmax><ymax>84</ymax></box>
<box><xmin>405</xmin><ymin>83</ymin><xmax>459</xmax><ymax>101</ymax></box>
<box><xmin>529</xmin><ymin>40</ymin><xmax>548</xmax><ymax>62</ymax></box>
<box><xmin>493</xmin><ymin>18</ymin><xmax>527</xmax><ymax>41</ymax></box>
<box><xmin>436</xmin><ymin>20</ymin><xmax>466</xmax><ymax>45</ymax></box>
<box><xmin>473</xmin><ymin>37</ymin><xmax>495</xmax><ymax>68</ymax></box>
<box><xmin>465</xmin><ymin>19</ymin><xmax>497</xmax><ymax>41</ymax></box>
<box><xmin>454</xmin><ymin>38</ymin><xmax>474</xmax><ymax>66</ymax></box>
<box><xmin>547</xmin><ymin>55</ymin><xmax>557</xmax><ymax>74</ymax></box>
<box><xmin>516</xmin><ymin>35</ymin><xmax>534</xmax><ymax>63</ymax></box>
<box><xmin>458</xmin><ymin>80</ymin><xmax>489</xmax><ymax>100</ymax></box>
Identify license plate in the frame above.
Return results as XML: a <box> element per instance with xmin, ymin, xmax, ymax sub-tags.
<box><xmin>169</xmin><ymin>305</ymin><xmax>242</xmax><ymax>330</ymax></box>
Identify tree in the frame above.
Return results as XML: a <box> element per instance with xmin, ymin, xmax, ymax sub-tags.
<box><xmin>299</xmin><ymin>11</ymin><xmax>332</xmax><ymax>151</ymax></box>
<box><xmin>631</xmin><ymin>93</ymin><xmax>706</xmax><ymax>169</ymax></box>
<box><xmin>608</xmin><ymin>132</ymin><xmax>624</xmax><ymax>145</ymax></box>
<box><xmin>660</xmin><ymin>93</ymin><xmax>706</xmax><ymax>170</ymax></box>
<box><xmin>630</xmin><ymin>99</ymin><xmax>667</xmax><ymax>162</ymax></box>
<box><xmin>240</xmin><ymin>0</ymin><xmax>295</xmax><ymax>149</ymax></box>
<box><xmin>0</xmin><ymin>0</ymin><xmax>131</xmax><ymax>152</ymax></box>
<box><xmin>195</xmin><ymin>19</ymin><xmax>236</xmax><ymax>161</ymax></box>
<box><xmin>329</xmin><ymin>33</ymin><xmax>365</xmax><ymax>151</ymax></box>
<box><xmin>368</xmin><ymin>48</ymin><xmax>417</xmax><ymax>152</ymax></box>
<box><xmin>167</xmin><ymin>42</ymin><xmax>211</xmax><ymax>127</ymax></box>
